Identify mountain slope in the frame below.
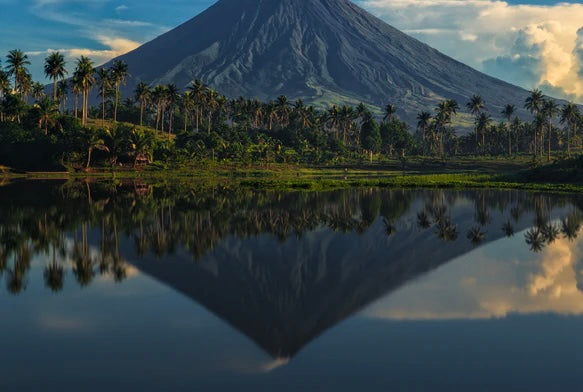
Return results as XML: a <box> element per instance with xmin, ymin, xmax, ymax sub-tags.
<box><xmin>109</xmin><ymin>0</ymin><xmax>533</xmax><ymax>122</ymax></box>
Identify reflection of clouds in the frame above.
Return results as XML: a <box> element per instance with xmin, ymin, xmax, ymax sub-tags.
<box><xmin>365</xmin><ymin>233</ymin><xmax>583</xmax><ymax>320</ymax></box>
<box><xmin>38</xmin><ymin>315</ymin><xmax>85</xmax><ymax>331</ymax></box>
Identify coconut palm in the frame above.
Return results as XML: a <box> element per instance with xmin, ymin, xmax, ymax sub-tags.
<box><xmin>467</xmin><ymin>94</ymin><xmax>486</xmax><ymax>151</ymax></box>
<box><xmin>36</xmin><ymin>96</ymin><xmax>59</xmax><ymax>135</ymax></box>
<box><xmin>73</xmin><ymin>56</ymin><xmax>95</xmax><ymax>126</ymax></box>
<box><xmin>182</xmin><ymin>91</ymin><xmax>195</xmax><ymax>132</ymax></box>
<box><xmin>524</xmin><ymin>88</ymin><xmax>545</xmax><ymax>155</ymax></box>
<box><xmin>134</xmin><ymin>82</ymin><xmax>150</xmax><ymax>127</ymax></box>
<box><xmin>165</xmin><ymin>83</ymin><xmax>180</xmax><ymax>135</ymax></box>
<box><xmin>476</xmin><ymin>113</ymin><xmax>491</xmax><ymax>151</ymax></box>
<box><xmin>204</xmin><ymin>88</ymin><xmax>219</xmax><ymax>135</ymax></box>
<box><xmin>5</xmin><ymin>49</ymin><xmax>30</xmax><ymax>97</ymax></box>
<box><xmin>542</xmin><ymin>100</ymin><xmax>559</xmax><ymax>161</ymax></box>
<box><xmin>560</xmin><ymin>102</ymin><xmax>580</xmax><ymax>157</ymax></box>
<box><xmin>501</xmin><ymin>104</ymin><xmax>516</xmax><ymax>156</ymax></box>
<box><xmin>416</xmin><ymin>111</ymin><xmax>432</xmax><ymax>154</ymax></box>
<box><xmin>31</xmin><ymin>82</ymin><xmax>45</xmax><ymax>101</ymax></box>
<box><xmin>276</xmin><ymin>95</ymin><xmax>290</xmax><ymax>128</ymax></box>
<box><xmin>151</xmin><ymin>84</ymin><xmax>167</xmax><ymax>131</ymax></box>
<box><xmin>43</xmin><ymin>52</ymin><xmax>67</xmax><ymax>101</ymax></box>
<box><xmin>188</xmin><ymin>79</ymin><xmax>205</xmax><ymax>130</ymax></box>
<box><xmin>434</xmin><ymin>99</ymin><xmax>458</xmax><ymax>158</ymax></box>
<box><xmin>56</xmin><ymin>80</ymin><xmax>68</xmax><ymax>113</ymax></box>
<box><xmin>111</xmin><ymin>60</ymin><xmax>129</xmax><ymax>122</ymax></box>
<box><xmin>96</xmin><ymin>68</ymin><xmax>111</xmax><ymax>124</ymax></box>
<box><xmin>384</xmin><ymin>103</ymin><xmax>396</xmax><ymax>122</ymax></box>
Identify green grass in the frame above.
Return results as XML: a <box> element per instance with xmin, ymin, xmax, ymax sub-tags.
<box><xmin>2</xmin><ymin>157</ymin><xmax>583</xmax><ymax>193</ymax></box>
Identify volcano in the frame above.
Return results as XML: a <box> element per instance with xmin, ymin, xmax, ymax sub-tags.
<box><xmin>108</xmin><ymin>0</ymin><xmax>532</xmax><ymax>122</ymax></box>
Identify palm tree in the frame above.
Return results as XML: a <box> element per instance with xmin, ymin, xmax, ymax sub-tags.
<box><xmin>165</xmin><ymin>84</ymin><xmax>180</xmax><ymax>135</ymax></box>
<box><xmin>31</xmin><ymin>82</ymin><xmax>45</xmax><ymax>101</ymax></box>
<box><xmin>204</xmin><ymin>88</ymin><xmax>218</xmax><ymax>135</ymax></box>
<box><xmin>501</xmin><ymin>104</ymin><xmax>516</xmax><ymax>156</ymax></box>
<box><xmin>276</xmin><ymin>95</ymin><xmax>290</xmax><ymax>128</ymax></box>
<box><xmin>56</xmin><ymin>80</ymin><xmax>68</xmax><ymax>113</ymax></box>
<box><xmin>560</xmin><ymin>102</ymin><xmax>580</xmax><ymax>157</ymax></box>
<box><xmin>74</xmin><ymin>56</ymin><xmax>95</xmax><ymax>126</ymax></box>
<box><xmin>467</xmin><ymin>95</ymin><xmax>486</xmax><ymax>151</ymax></box>
<box><xmin>81</xmin><ymin>127</ymin><xmax>109</xmax><ymax>169</ymax></box>
<box><xmin>0</xmin><ymin>69</ymin><xmax>8</xmax><ymax>121</ymax></box>
<box><xmin>417</xmin><ymin>111</ymin><xmax>432</xmax><ymax>154</ymax></box>
<box><xmin>5</xmin><ymin>49</ymin><xmax>30</xmax><ymax>98</ymax></box>
<box><xmin>542</xmin><ymin>99</ymin><xmax>559</xmax><ymax>161</ymax></box>
<box><xmin>36</xmin><ymin>96</ymin><xmax>59</xmax><ymax>135</ymax></box>
<box><xmin>44</xmin><ymin>52</ymin><xmax>67</xmax><ymax>101</ymax></box>
<box><xmin>134</xmin><ymin>82</ymin><xmax>150</xmax><ymax>127</ymax></box>
<box><xmin>96</xmin><ymin>68</ymin><xmax>111</xmax><ymax>124</ymax></box>
<box><xmin>434</xmin><ymin>99</ymin><xmax>458</xmax><ymax>159</ymax></box>
<box><xmin>188</xmin><ymin>79</ymin><xmax>205</xmax><ymax>130</ymax></box>
<box><xmin>151</xmin><ymin>84</ymin><xmax>167</xmax><ymax>131</ymax></box>
<box><xmin>384</xmin><ymin>103</ymin><xmax>396</xmax><ymax>122</ymax></box>
<box><xmin>111</xmin><ymin>60</ymin><xmax>129</xmax><ymax>122</ymax></box>
<box><xmin>524</xmin><ymin>88</ymin><xmax>545</xmax><ymax>155</ymax></box>
<box><xmin>476</xmin><ymin>113</ymin><xmax>491</xmax><ymax>152</ymax></box>
<box><xmin>182</xmin><ymin>91</ymin><xmax>195</xmax><ymax>132</ymax></box>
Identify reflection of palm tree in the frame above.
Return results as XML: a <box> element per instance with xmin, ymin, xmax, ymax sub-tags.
<box><xmin>502</xmin><ymin>221</ymin><xmax>515</xmax><ymax>237</ymax></box>
<box><xmin>561</xmin><ymin>213</ymin><xmax>581</xmax><ymax>242</ymax></box>
<box><xmin>525</xmin><ymin>228</ymin><xmax>546</xmax><ymax>253</ymax></box>
<box><xmin>542</xmin><ymin>223</ymin><xmax>560</xmax><ymax>244</ymax></box>
<box><xmin>416</xmin><ymin>211</ymin><xmax>431</xmax><ymax>229</ymax></box>
<box><xmin>467</xmin><ymin>226</ymin><xmax>486</xmax><ymax>245</ymax></box>
<box><xmin>44</xmin><ymin>243</ymin><xmax>65</xmax><ymax>292</ymax></box>
<box><xmin>436</xmin><ymin>219</ymin><xmax>458</xmax><ymax>242</ymax></box>
<box><xmin>383</xmin><ymin>218</ymin><xmax>396</xmax><ymax>237</ymax></box>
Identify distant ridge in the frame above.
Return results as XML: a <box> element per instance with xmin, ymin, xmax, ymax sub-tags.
<box><xmin>107</xmin><ymin>0</ymin><xmax>535</xmax><ymax>123</ymax></box>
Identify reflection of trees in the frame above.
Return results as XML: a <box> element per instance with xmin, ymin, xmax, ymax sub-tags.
<box><xmin>1</xmin><ymin>181</ymin><xmax>583</xmax><ymax>294</ymax></box>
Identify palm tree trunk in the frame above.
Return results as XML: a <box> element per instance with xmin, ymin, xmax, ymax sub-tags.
<box><xmin>114</xmin><ymin>84</ymin><xmax>119</xmax><ymax>122</ymax></box>
<box><xmin>548</xmin><ymin>121</ymin><xmax>551</xmax><ymax>162</ymax></box>
<box><xmin>568</xmin><ymin>125</ymin><xmax>571</xmax><ymax>157</ymax></box>
<box><xmin>140</xmin><ymin>101</ymin><xmax>144</xmax><ymax>127</ymax></box>
<box><xmin>86</xmin><ymin>147</ymin><xmax>92</xmax><ymax>169</ymax></box>
<box><xmin>53</xmin><ymin>79</ymin><xmax>57</xmax><ymax>101</ymax></box>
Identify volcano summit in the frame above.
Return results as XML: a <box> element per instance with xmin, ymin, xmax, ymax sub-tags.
<box><xmin>107</xmin><ymin>0</ymin><xmax>531</xmax><ymax>121</ymax></box>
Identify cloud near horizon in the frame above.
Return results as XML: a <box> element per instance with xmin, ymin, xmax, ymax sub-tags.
<box><xmin>361</xmin><ymin>0</ymin><xmax>583</xmax><ymax>102</ymax></box>
<box><xmin>26</xmin><ymin>35</ymin><xmax>141</xmax><ymax>67</ymax></box>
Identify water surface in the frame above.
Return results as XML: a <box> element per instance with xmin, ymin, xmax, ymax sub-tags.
<box><xmin>2</xmin><ymin>181</ymin><xmax>583</xmax><ymax>391</ymax></box>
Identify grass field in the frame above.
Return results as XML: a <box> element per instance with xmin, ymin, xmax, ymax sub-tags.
<box><xmin>2</xmin><ymin>156</ymin><xmax>582</xmax><ymax>193</ymax></box>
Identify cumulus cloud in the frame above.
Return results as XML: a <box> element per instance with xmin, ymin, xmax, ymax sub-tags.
<box><xmin>359</xmin><ymin>0</ymin><xmax>583</xmax><ymax>101</ymax></box>
<box><xmin>26</xmin><ymin>35</ymin><xmax>140</xmax><ymax>66</ymax></box>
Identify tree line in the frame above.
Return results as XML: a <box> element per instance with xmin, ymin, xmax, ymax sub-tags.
<box><xmin>1</xmin><ymin>49</ymin><xmax>582</xmax><ymax>169</ymax></box>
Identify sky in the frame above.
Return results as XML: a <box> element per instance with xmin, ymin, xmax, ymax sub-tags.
<box><xmin>1</xmin><ymin>0</ymin><xmax>582</xmax><ymax>101</ymax></box>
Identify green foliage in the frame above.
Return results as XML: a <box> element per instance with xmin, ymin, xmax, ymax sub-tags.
<box><xmin>360</xmin><ymin>119</ymin><xmax>381</xmax><ymax>152</ymax></box>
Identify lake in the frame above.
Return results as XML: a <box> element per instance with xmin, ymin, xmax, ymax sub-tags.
<box><xmin>1</xmin><ymin>180</ymin><xmax>583</xmax><ymax>391</ymax></box>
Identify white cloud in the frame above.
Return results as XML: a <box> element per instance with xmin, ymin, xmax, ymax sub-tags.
<box><xmin>26</xmin><ymin>35</ymin><xmax>140</xmax><ymax>67</ymax></box>
<box><xmin>359</xmin><ymin>0</ymin><xmax>583</xmax><ymax>100</ymax></box>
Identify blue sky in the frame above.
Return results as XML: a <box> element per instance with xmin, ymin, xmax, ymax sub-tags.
<box><xmin>1</xmin><ymin>0</ymin><xmax>582</xmax><ymax>100</ymax></box>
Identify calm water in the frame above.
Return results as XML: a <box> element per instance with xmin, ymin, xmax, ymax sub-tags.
<box><xmin>2</xmin><ymin>180</ymin><xmax>583</xmax><ymax>391</ymax></box>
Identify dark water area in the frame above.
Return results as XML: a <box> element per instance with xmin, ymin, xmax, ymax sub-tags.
<box><xmin>2</xmin><ymin>180</ymin><xmax>583</xmax><ymax>391</ymax></box>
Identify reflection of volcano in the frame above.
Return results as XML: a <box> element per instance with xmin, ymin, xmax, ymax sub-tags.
<box><xmin>127</xmin><ymin>200</ymin><xmax>543</xmax><ymax>359</ymax></box>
